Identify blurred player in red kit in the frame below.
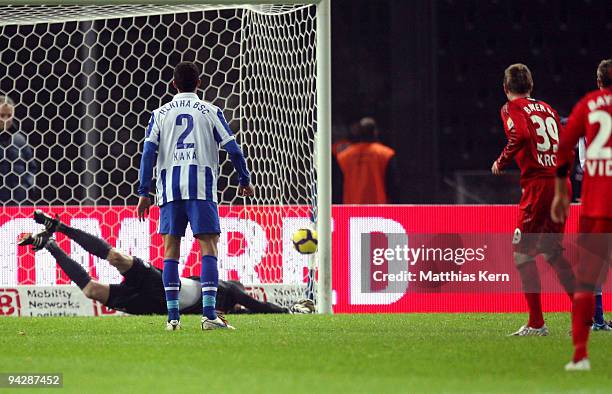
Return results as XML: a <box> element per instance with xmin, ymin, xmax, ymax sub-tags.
<box><xmin>492</xmin><ymin>64</ymin><xmax>575</xmax><ymax>336</ymax></box>
<box><xmin>552</xmin><ymin>59</ymin><xmax>612</xmax><ymax>371</ymax></box>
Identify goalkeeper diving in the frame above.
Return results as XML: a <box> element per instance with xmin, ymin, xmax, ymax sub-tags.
<box><xmin>19</xmin><ymin>211</ymin><xmax>315</xmax><ymax>316</ymax></box>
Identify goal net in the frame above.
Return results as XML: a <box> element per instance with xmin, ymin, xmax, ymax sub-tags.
<box><xmin>0</xmin><ymin>3</ymin><xmax>327</xmax><ymax>310</ymax></box>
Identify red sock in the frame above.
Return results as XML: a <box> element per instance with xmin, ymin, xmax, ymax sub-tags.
<box><xmin>572</xmin><ymin>292</ymin><xmax>595</xmax><ymax>362</ymax></box>
<box><xmin>524</xmin><ymin>293</ymin><xmax>545</xmax><ymax>328</ymax></box>
<box><xmin>516</xmin><ymin>261</ymin><xmax>545</xmax><ymax>328</ymax></box>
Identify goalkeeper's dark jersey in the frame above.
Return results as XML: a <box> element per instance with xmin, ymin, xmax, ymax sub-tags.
<box><xmin>106</xmin><ymin>258</ymin><xmax>287</xmax><ymax>315</ymax></box>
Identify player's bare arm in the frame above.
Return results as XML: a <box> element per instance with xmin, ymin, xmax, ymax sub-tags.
<box><xmin>137</xmin><ymin>195</ymin><xmax>152</xmax><ymax>221</ymax></box>
<box><xmin>491</xmin><ymin>161</ymin><xmax>502</xmax><ymax>175</ymax></box>
<box><xmin>551</xmin><ymin>177</ymin><xmax>570</xmax><ymax>223</ymax></box>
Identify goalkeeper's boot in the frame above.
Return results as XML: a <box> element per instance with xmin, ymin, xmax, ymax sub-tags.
<box><xmin>565</xmin><ymin>358</ymin><xmax>591</xmax><ymax>371</ymax></box>
<box><xmin>509</xmin><ymin>324</ymin><xmax>549</xmax><ymax>336</ymax></box>
<box><xmin>18</xmin><ymin>231</ymin><xmax>52</xmax><ymax>252</ymax></box>
<box><xmin>166</xmin><ymin>320</ymin><xmax>181</xmax><ymax>331</ymax></box>
<box><xmin>591</xmin><ymin>321</ymin><xmax>612</xmax><ymax>331</ymax></box>
<box><xmin>201</xmin><ymin>313</ymin><xmax>235</xmax><ymax>330</ymax></box>
<box><xmin>33</xmin><ymin>210</ymin><xmax>61</xmax><ymax>234</ymax></box>
<box><xmin>290</xmin><ymin>299</ymin><xmax>315</xmax><ymax>314</ymax></box>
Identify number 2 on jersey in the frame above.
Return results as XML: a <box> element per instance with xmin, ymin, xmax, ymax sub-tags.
<box><xmin>176</xmin><ymin>114</ymin><xmax>194</xmax><ymax>149</ymax></box>
<box><xmin>586</xmin><ymin>111</ymin><xmax>612</xmax><ymax>160</ymax></box>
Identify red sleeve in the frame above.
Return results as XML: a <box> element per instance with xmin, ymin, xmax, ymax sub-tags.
<box><xmin>557</xmin><ymin>98</ymin><xmax>587</xmax><ymax>171</ymax></box>
<box><xmin>495</xmin><ymin>104</ymin><xmax>526</xmax><ymax>170</ymax></box>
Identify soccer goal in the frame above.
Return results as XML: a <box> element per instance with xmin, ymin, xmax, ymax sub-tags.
<box><xmin>0</xmin><ymin>1</ymin><xmax>332</xmax><ymax>314</ymax></box>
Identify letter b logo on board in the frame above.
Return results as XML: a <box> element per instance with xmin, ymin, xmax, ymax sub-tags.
<box><xmin>0</xmin><ymin>289</ymin><xmax>20</xmax><ymax>316</ymax></box>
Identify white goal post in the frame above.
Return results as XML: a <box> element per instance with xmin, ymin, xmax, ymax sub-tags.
<box><xmin>0</xmin><ymin>1</ymin><xmax>332</xmax><ymax>313</ymax></box>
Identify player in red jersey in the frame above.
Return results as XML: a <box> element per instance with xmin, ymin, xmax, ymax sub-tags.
<box><xmin>492</xmin><ymin>64</ymin><xmax>575</xmax><ymax>336</ymax></box>
<box><xmin>552</xmin><ymin>59</ymin><xmax>612</xmax><ymax>371</ymax></box>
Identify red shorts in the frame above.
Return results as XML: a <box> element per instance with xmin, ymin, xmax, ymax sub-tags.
<box><xmin>579</xmin><ymin>216</ymin><xmax>612</xmax><ymax>234</ymax></box>
<box><xmin>513</xmin><ymin>178</ymin><xmax>565</xmax><ymax>255</ymax></box>
<box><xmin>574</xmin><ymin>216</ymin><xmax>612</xmax><ymax>287</ymax></box>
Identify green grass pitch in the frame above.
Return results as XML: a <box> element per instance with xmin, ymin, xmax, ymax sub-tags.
<box><xmin>1</xmin><ymin>313</ymin><xmax>611</xmax><ymax>393</ymax></box>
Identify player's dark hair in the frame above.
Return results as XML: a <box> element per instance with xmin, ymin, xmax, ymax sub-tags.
<box><xmin>350</xmin><ymin>117</ymin><xmax>378</xmax><ymax>142</ymax></box>
<box><xmin>503</xmin><ymin>64</ymin><xmax>533</xmax><ymax>95</ymax></box>
<box><xmin>597</xmin><ymin>59</ymin><xmax>612</xmax><ymax>88</ymax></box>
<box><xmin>173</xmin><ymin>62</ymin><xmax>200</xmax><ymax>92</ymax></box>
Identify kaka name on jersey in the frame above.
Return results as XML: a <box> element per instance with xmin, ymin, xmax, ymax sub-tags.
<box><xmin>173</xmin><ymin>150</ymin><xmax>197</xmax><ymax>162</ymax></box>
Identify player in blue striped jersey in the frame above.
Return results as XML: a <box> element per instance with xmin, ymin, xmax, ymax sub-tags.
<box><xmin>137</xmin><ymin>62</ymin><xmax>254</xmax><ymax>331</ymax></box>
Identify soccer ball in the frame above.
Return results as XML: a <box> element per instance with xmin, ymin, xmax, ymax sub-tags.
<box><xmin>292</xmin><ymin>228</ymin><xmax>318</xmax><ymax>254</ymax></box>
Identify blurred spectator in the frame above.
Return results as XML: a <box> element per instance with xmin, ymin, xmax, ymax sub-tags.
<box><xmin>0</xmin><ymin>95</ymin><xmax>37</xmax><ymax>204</ymax></box>
<box><xmin>336</xmin><ymin>117</ymin><xmax>399</xmax><ymax>204</ymax></box>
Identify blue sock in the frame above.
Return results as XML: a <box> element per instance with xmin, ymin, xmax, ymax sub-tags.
<box><xmin>162</xmin><ymin>259</ymin><xmax>180</xmax><ymax>322</ymax></box>
<box><xmin>594</xmin><ymin>292</ymin><xmax>604</xmax><ymax>325</ymax></box>
<box><xmin>201</xmin><ymin>255</ymin><xmax>218</xmax><ymax>320</ymax></box>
